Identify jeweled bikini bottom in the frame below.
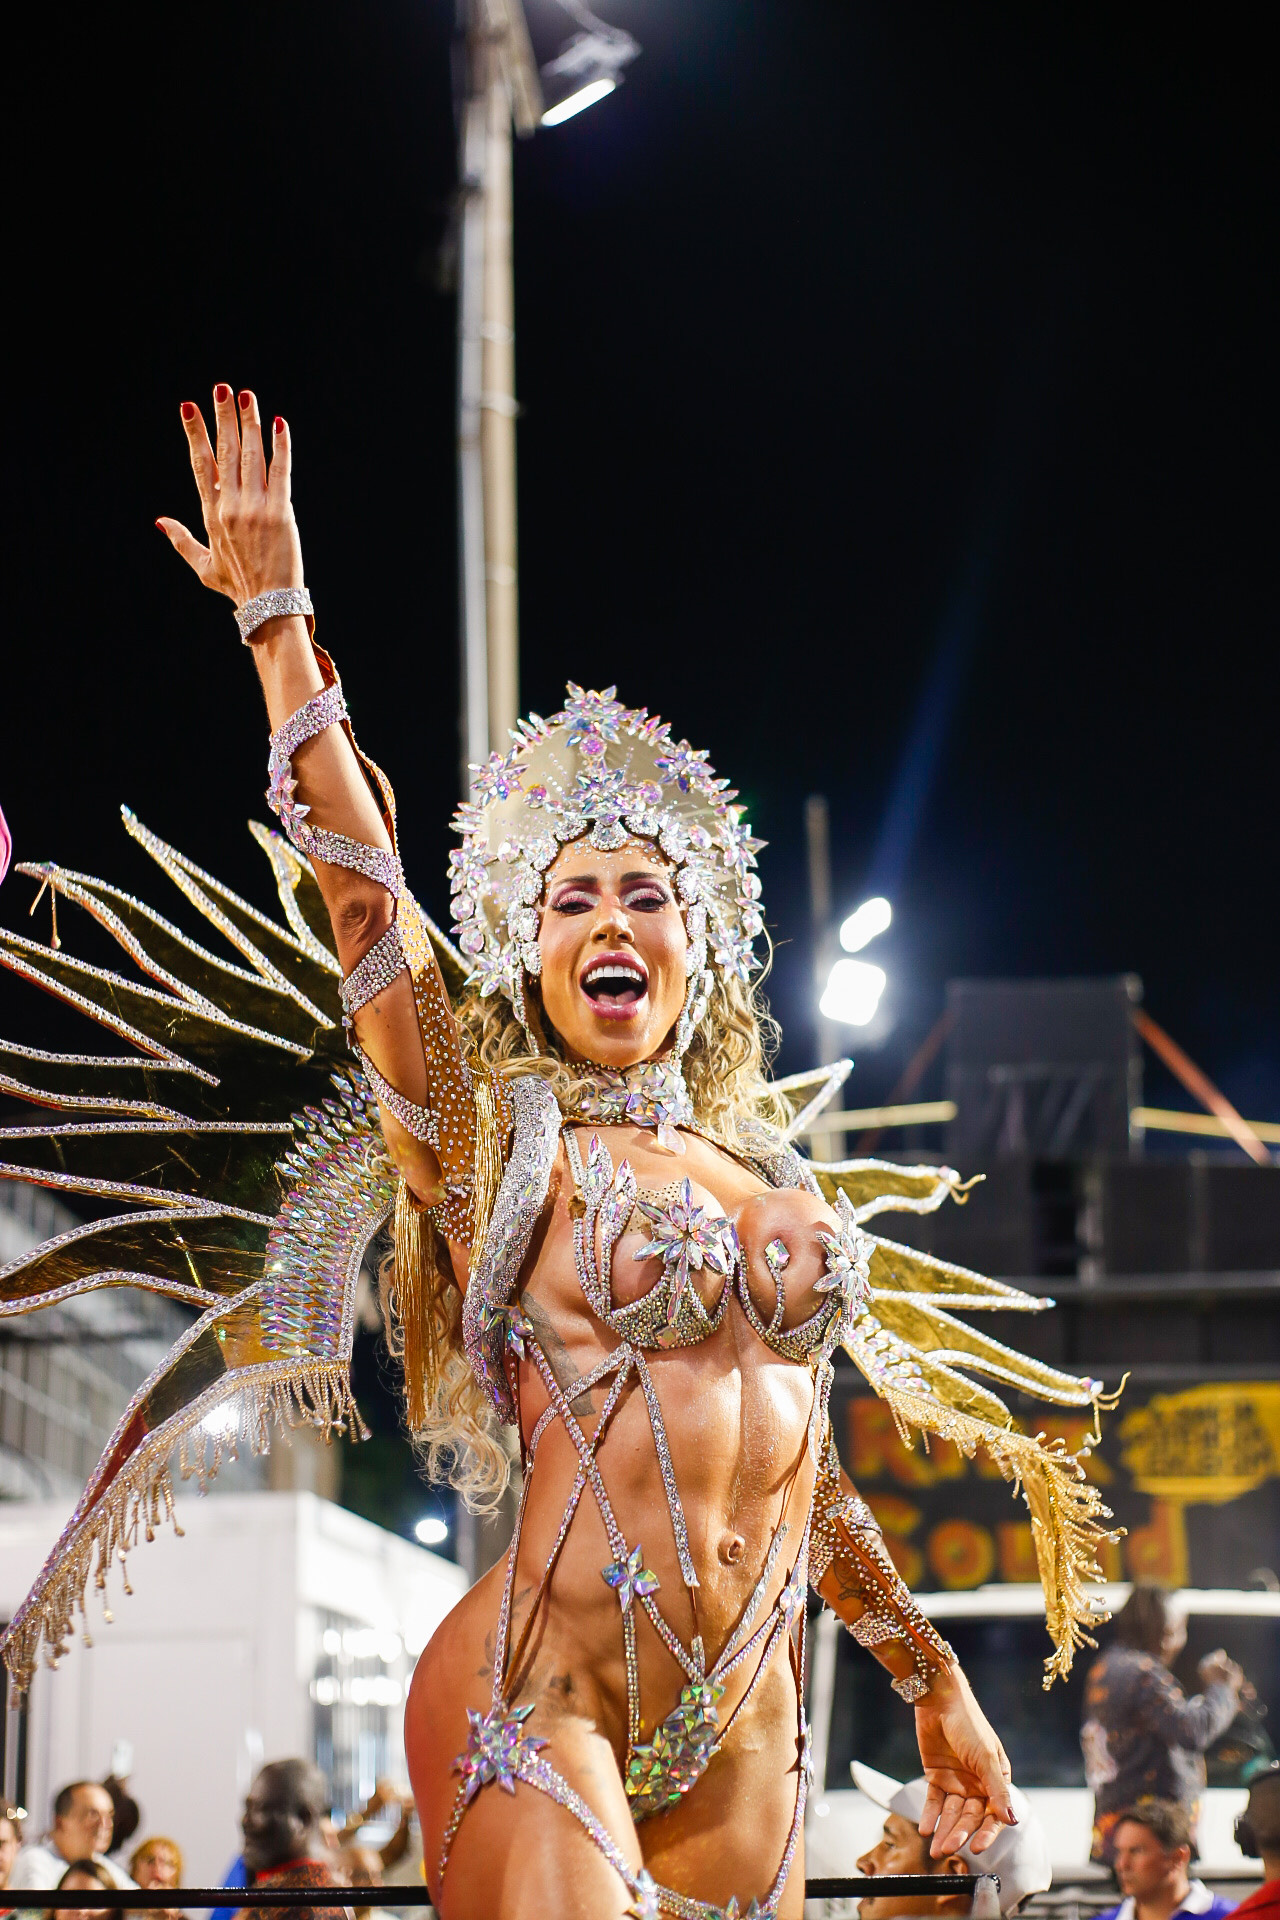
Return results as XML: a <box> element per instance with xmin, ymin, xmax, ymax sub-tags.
<box><xmin>440</xmin><ymin>1691</ymin><xmax>810</xmax><ymax>1919</ymax></box>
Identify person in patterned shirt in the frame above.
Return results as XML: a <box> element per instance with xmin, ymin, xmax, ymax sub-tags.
<box><xmin>1082</xmin><ymin>1586</ymin><xmax>1243</xmax><ymax>1864</ymax></box>
<box><xmin>234</xmin><ymin>1762</ymin><xmax>350</xmax><ymax>1920</ymax></box>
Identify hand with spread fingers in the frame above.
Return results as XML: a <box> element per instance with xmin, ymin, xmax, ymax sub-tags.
<box><xmin>914</xmin><ymin>1662</ymin><xmax>1016</xmax><ymax>1857</ymax></box>
<box><xmin>156</xmin><ymin>384</ymin><xmax>303</xmax><ymax>611</ymax></box>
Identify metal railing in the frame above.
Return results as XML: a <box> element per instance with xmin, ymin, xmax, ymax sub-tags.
<box><xmin>22</xmin><ymin>1874</ymin><xmax>1003</xmax><ymax>1913</ymax></box>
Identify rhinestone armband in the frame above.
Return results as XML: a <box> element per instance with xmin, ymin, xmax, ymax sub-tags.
<box><xmin>851</xmin><ymin>1608</ymin><xmax>901</xmax><ymax>1650</ymax></box>
<box><xmin>236</xmin><ymin>585</ymin><xmax>314</xmax><ymax>643</ymax></box>
<box><xmin>265</xmin><ymin>686</ymin><xmax>406</xmax><ymax>899</ymax></box>
<box><xmin>891</xmin><ymin>1668</ymin><xmax>932</xmax><ymax>1705</ymax></box>
<box><xmin>361</xmin><ymin>1051</ymin><xmax>438</xmax><ymax>1149</ymax></box>
<box><xmin>340</xmin><ymin>923</ymin><xmax>409</xmax><ymax>1032</ymax></box>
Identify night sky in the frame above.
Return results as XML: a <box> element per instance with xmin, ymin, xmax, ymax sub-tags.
<box><xmin>3</xmin><ymin>3</ymin><xmax>1275</xmax><ymax>1117</ymax></box>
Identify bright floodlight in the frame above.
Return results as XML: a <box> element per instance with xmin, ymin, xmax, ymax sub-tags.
<box><xmin>542</xmin><ymin>77</ymin><xmax>617</xmax><ymax>125</ymax></box>
<box><xmin>839</xmin><ymin>896</ymin><xmax>892</xmax><ymax>954</ymax></box>
<box><xmin>415</xmin><ymin>1516</ymin><xmax>449</xmax><ymax>1547</ymax></box>
<box><xmin>820</xmin><ymin>958</ymin><xmax>887</xmax><ymax>1027</ymax></box>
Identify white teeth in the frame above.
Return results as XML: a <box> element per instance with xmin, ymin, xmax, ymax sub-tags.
<box><xmin>583</xmin><ymin>962</ymin><xmax>646</xmax><ymax>987</ymax></box>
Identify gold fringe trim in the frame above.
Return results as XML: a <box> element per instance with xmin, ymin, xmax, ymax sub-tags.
<box><xmin>867</xmin><ymin>1372</ymin><xmax>1122</xmax><ymax>1688</ymax></box>
<box><xmin>389</xmin><ymin>1072</ymin><xmax>508</xmax><ymax>1433</ymax></box>
<box><xmin>2</xmin><ymin>1361</ymin><xmax>367</xmax><ymax>1701</ymax></box>
<box><xmin>469</xmin><ymin>1075</ymin><xmax>505</xmax><ymax>1282</ymax></box>
<box><xmin>394</xmin><ymin>1176</ymin><xmax>435</xmax><ymax>1430</ymax></box>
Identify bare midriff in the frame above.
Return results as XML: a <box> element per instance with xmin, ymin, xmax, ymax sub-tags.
<box><xmin>406</xmin><ymin>1123</ymin><xmax>843</xmax><ymax>1914</ymax></box>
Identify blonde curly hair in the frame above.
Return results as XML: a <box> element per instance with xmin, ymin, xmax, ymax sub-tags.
<box><xmin>384</xmin><ymin>941</ymin><xmax>788</xmax><ymax>1514</ymax></box>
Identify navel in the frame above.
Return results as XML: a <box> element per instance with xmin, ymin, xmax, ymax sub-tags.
<box><xmin>719</xmin><ymin>1532</ymin><xmax>746</xmax><ymax>1566</ymax></box>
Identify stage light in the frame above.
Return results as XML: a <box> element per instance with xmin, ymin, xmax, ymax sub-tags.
<box><xmin>839</xmin><ymin>896</ymin><xmax>892</xmax><ymax>954</ymax></box>
<box><xmin>542</xmin><ymin>77</ymin><xmax>616</xmax><ymax>125</ymax></box>
<box><xmin>820</xmin><ymin>958</ymin><xmax>887</xmax><ymax>1027</ymax></box>
<box><xmin>539</xmin><ymin>2</ymin><xmax>639</xmax><ymax>128</ymax></box>
<box><xmin>415</xmin><ymin>1515</ymin><xmax>449</xmax><ymax>1547</ymax></box>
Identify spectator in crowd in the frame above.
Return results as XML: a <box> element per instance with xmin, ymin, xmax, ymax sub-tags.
<box><xmin>2</xmin><ymin>1805</ymin><xmax>25</xmax><ymax>1892</ymax></box>
<box><xmin>127</xmin><ymin>1841</ymin><xmax>182</xmax><ymax>1892</ymax></box>
<box><xmin>1096</xmin><ymin>1803</ymin><xmax>1235</xmax><ymax>1920</ymax></box>
<box><xmin>46</xmin><ymin>1858</ymin><xmax>118</xmax><ymax>1920</ymax></box>
<box><xmin>128</xmin><ymin>1838</ymin><xmax>184</xmax><ymax>1920</ymax></box>
<box><xmin>1227</xmin><ymin>1767</ymin><xmax>1280</xmax><ymax>1920</ymax></box>
<box><xmin>853</xmin><ymin>1763</ymin><xmax>1052</xmax><ymax>1918</ymax></box>
<box><xmin>235</xmin><ymin>1761</ymin><xmax>346</xmax><ymax>1920</ymax></box>
<box><xmin>7</xmin><ymin>1785</ymin><xmax>135</xmax><ymax>1894</ymax></box>
<box><xmin>1083</xmin><ymin>1585</ymin><xmax>1244</xmax><ymax>1863</ymax></box>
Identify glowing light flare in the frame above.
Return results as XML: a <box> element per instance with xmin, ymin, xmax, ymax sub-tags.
<box><xmin>541</xmin><ymin>77</ymin><xmax>617</xmax><ymax>125</ymax></box>
<box><xmin>415</xmin><ymin>1515</ymin><xmax>449</xmax><ymax>1547</ymax></box>
<box><xmin>820</xmin><ymin>958</ymin><xmax>887</xmax><ymax>1028</ymax></box>
<box><xmin>839</xmin><ymin>896</ymin><xmax>892</xmax><ymax>954</ymax></box>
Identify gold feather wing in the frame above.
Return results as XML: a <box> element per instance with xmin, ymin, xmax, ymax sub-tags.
<box><xmin>775</xmin><ymin>1068</ymin><xmax>1120</xmax><ymax>1684</ymax></box>
<box><xmin>0</xmin><ymin>810</ymin><xmax>462</xmax><ymax>1695</ymax></box>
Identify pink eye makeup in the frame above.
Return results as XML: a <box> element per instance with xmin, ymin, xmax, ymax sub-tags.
<box><xmin>549</xmin><ymin>885</ymin><xmax>597</xmax><ymax>914</ymax></box>
<box><xmin>620</xmin><ymin>882</ymin><xmax>671</xmax><ymax>911</ymax></box>
<box><xmin>547</xmin><ymin>873</ymin><xmax>674</xmax><ymax>915</ymax></box>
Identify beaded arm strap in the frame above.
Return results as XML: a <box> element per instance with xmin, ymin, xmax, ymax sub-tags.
<box><xmin>810</xmin><ymin>1430</ymin><xmax>956</xmax><ymax>1702</ymax></box>
<box><xmin>340</xmin><ymin>922</ymin><xmax>409</xmax><ymax>1024</ymax></box>
<box><xmin>337</xmin><ymin>923</ymin><xmax>437</xmax><ymax>1146</ymax></box>
<box><xmin>264</xmin><ymin>655</ymin><xmax>485</xmax><ymax>1240</ymax></box>
<box><xmin>265</xmin><ymin>686</ymin><xmax>406</xmax><ymax>898</ymax></box>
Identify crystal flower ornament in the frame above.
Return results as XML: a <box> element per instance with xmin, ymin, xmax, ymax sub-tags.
<box><xmin>626</xmin><ymin>1871</ymin><xmax>663</xmax><ymax>1920</ymax></box>
<box><xmin>453</xmin><ymin>1701</ymin><xmax>546</xmax><ymax>1804</ymax></box>
<box><xmin>265</xmin><ymin>757</ymin><xmax>310</xmax><ymax>843</ymax></box>
<box><xmin>815</xmin><ymin>1191</ymin><xmax>874</xmax><ymax>1335</ymax></box>
<box><xmin>634</xmin><ymin>1179</ymin><xmax>739</xmax><ymax>1325</ymax></box>
<box><xmin>602</xmin><ymin>1543</ymin><xmax>661</xmax><ymax>1612</ymax></box>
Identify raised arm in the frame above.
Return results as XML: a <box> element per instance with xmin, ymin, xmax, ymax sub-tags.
<box><xmin>157</xmin><ymin>384</ymin><xmax>460</xmax><ymax>1213</ymax></box>
<box><xmin>1134</xmin><ymin>1652</ymin><xmax>1242</xmax><ymax>1752</ymax></box>
<box><xmin>810</xmin><ymin>1430</ymin><xmax>1015</xmax><ymax>1858</ymax></box>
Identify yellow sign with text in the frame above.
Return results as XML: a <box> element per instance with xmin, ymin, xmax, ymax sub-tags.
<box><xmin>841</xmin><ymin>1381</ymin><xmax>1280</xmax><ymax>1592</ymax></box>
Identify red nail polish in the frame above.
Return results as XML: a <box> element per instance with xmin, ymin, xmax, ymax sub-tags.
<box><xmin>154</xmin><ymin>519</ymin><xmax>165</xmax><ymax>532</ymax></box>
<box><xmin>214</xmin><ymin>384</ymin><xmax>230</xmax><ymax>403</ymax></box>
<box><xmin>239</xmin><ymin>390</ymin><xmax>251</xmax><ymax>411</ymax></box>
<box><xmin>180</xmin><ymin>401</ymin><xmax>196</xmax><ymax>421</ymax></box>
<box><xmin>273</xmin><ymin>416</ymin><xmax>285</xmax><ymax>435</ymax></box>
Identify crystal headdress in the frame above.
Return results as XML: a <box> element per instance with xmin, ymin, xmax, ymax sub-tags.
<box><xmin>450</xmin><ymin>683</ymin><xmax>766</xmax><ymax>1047</ymax></box>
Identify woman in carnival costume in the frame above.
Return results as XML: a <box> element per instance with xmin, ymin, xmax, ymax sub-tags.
<box><xmin>0</xmin><ymin>390</ymin><xmax>1119</xmax><ymax>1920</ymax></box>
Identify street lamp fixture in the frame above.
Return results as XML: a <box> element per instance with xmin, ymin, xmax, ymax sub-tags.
<box><xmin>839</xmin><ymin>895</ymin><xmax>892</xmax><ymax>954</ymax></box>
<box><xmin>820</xmin><ymin>958</ymin><xmax>887</xmax><ymax>1028</ymax></box>
<box><xmin>539</xmin><ymin>0</ymin><xmax>640</xmax><ymax>127</ymax></box>
<box><xmin>415</xmin><ymin>1515</ymin><xmax>450</xmax><ymax>1547</ymax></box>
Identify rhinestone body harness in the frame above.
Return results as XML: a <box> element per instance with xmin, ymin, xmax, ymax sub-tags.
<box><xmin>438</xmin><ymin>1109</ymin><xmax>958</xmax><ymax>1919</ymax></box>
<box><xmin>440</xmin><ymin>1122</ymin><xmax>829</xmax><ymax>1919</ymax></box>
<box><xmin>261</xmin><ymin>660</ymin><xmax>958</xmax><ymax>1915</ymax></box>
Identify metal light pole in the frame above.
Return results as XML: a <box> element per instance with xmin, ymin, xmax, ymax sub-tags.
<box><xmin>456</xmin><ymin>0</ymin><xmax>541</xmax><ymax>794</ymax></box>
<box><xmin>806</xmin><ymin>793</ymin><xmax>846</xmax><ymax>1158</ymax></box>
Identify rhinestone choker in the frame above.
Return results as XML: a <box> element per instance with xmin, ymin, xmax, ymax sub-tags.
<box><xmin>561</xmin><ymin>1056</ymin><xmax>693</xmax><ymax>1153</ymax></box>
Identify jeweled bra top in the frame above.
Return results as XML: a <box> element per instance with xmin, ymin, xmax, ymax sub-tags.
<box><xmin>562</xmin><ymin>1127</ymin><xmax>848</xmax><ymax>1363</ymax></box>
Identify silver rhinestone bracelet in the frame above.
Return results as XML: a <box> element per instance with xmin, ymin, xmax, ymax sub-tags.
<box><xmin>235</xmin><ymin>586</ymin><xmax>314</xmax><ymax>644</ymax></box>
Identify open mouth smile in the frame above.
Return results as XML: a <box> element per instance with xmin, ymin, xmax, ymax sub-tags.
<box><xmin>580</xmin><ymin>953</ymin><xmax>650</xmax><ymax>1017</ymax></box>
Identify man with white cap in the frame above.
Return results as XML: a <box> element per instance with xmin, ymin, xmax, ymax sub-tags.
<box><xmin>853</xmin><ymin>1762</ymin><xmax>1052</xmax><ymax>1919</ymax></box>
